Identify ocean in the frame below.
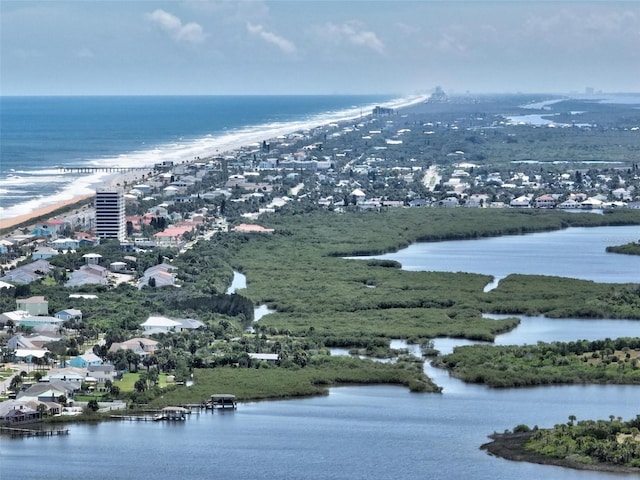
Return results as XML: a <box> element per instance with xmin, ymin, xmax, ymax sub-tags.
<box><xmin>0</xmin><ymin>94</ymin><xmax>419</xmax><ymax>221</ymax></box>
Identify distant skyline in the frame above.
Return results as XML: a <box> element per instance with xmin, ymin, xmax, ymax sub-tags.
<box><xmin>1</xmin><ymin>0</ymin><xmax>639</xmax><ymax>96</ymax></box>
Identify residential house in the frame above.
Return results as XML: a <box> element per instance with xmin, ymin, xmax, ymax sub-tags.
<box><xmin>65</xmin><ymin>265</ymin><xmax>109</xmax><ymax>287</ymax></box>
<box><xmin>7</xmin><ymin>333</ymin><xmax>60</xmax><ymax>349</ymax></box>
<box><xmin>138</xmin><ymin>263</ymin><xmax>178</xmax><ymax>289</ymax></box>
<box><xmin>68</xmin><ymin>353</ymin><xmax>103</xmax><ymax>368</ymax></box>
<box><xmin>55</xmin><ymin>309</ymin><xmax>83</xmax><ymax>323</ymax></box>
<box><xmin>17</xmin><ymin>380</ymin><xmax>77</xmax><ymax>402</ymax></box>
<box><xmin>42</xmin><ymin>369</ymin><xmax>88</xmax><ymax>387</ymax></box>
<box><xmin>0</xmin><ymin>401</ymin><xmax>42</xmax><ymax>425</ymax></box>
<box><xmin>0</xmin><ymin>310</ymin><xmax>31</xmax><ymax>326</ymax></box>
<box><xmin>13</xmin><ymin>348</ymin><xmax>49</xmax><ymax>363</ymax></box>
<box><xmin>231</xmin><ymin>224</ymin><xmax>275</xmax><ymax>233</ymax></box>
<box><xmin>535</xmin><ymin>194</ymin><xmax>556</xmax><ymax>209</ymax></box>
<box><xmin>19</xmin><ymin>316</ymin><xmax>65</xmax><ymax>329</ymax></box>
<box><xmin>51</xmin><ymin>237</ymin><xmax>80</xmax><ymax>250</ymax></box>
<box><xmin>32</xmin><ymin>247</ymin><xmax>59</xmax><ymax>260</ymax></box>
<box><xmin>1</xmin><ymin>269</ymin><xmax>40</xmax><ymax>285</ymax></box>
<box><xmin>140</xmin><ymin>316</ymin><xmax>181</xmax><ymax>332</ymax></box>
<box><xmin>82</xmin><ymin>253</ymin><xmax>102</xmax><ymax>265</ymax></box>
<box><xmin>108</xmin><ymin>338</ymin><xmax>158</xmax><ymax>356</ymax></box>
<box><xmin>16</xmin><ymin>296</ymin><xmax>49</xmax><ymax>316</ymax></box>
<box><xmin>88</xmin><ymin>364</ymin><xmax>116</xmax><ymax>384</ymax></box>
<box><xmin>436</xmin><ymin>197</ymin><xmax>459</xmax><ymax>208</ymax></box>
<box><xmin>558</xmin><ymin>199</ymin><xmax>580</xmax><ymax>209</ymax></box>
<box><xmin>140</xmin><ymin>316</ymin><xmax>204</xmax><ymax>335</ymax></box>
<box><xmin>510</xmin><ymin>195</ymin><xmax>532</xmax><ymax>208</ymax></box>
<box><xmin>248</xmin><ymin>353</ymin><xmax>279</xmax><ymax>363</ymax></box>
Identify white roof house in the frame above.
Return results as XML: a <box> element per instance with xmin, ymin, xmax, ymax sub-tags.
<box><xmin>140</xmin><ymin>316</ymin><xmax>181</xmax><ymax>332</ymax></box>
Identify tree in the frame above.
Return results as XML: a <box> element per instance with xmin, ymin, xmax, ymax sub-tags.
<box><xmin>86</xmin><ymin>399</ymin><xmax>99</xmax><ymax>412</ymax></box>
<box><xmin>9</xmin><ymin>375</ymin><xmax>22</xmax><ymax>392</ymax></box>
<box><xmin>134</xmin><ymin>379</ymin><xmax>147</xmax><ymax>393</ymax></box>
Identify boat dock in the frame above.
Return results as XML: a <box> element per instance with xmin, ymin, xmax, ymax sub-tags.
<box><xmin>0</xmin><ymin>426</ymin><xmax>69</xmax><ymax>438</ymax></box>
<box><xmin>110</xmin><ymin>406</ymin><xmax>190</xmax><ymax>422</ymax></box>
<box><xmin>205</xmin><ymin>394</ymin><xmax>237</xmax><ymax>410</ymax></box>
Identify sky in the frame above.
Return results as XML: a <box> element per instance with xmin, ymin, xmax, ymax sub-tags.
<box><xmin>1</xmin><ymin>0</ymin><xmax>639</xmax><ymax>96</ymax></box>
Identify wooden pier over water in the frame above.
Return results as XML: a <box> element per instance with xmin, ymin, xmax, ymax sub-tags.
<box><xmin>0</xmin><ymin>426</ymin><xmax>69</xmax><ymax>438</ymax></box>
<box><xmin>58</xmin><ymin>166</ymin><xmax>151</xmax><ymax>174</ymax></box>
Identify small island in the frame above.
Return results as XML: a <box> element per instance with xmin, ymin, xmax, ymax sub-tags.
<box><xmin>482</xmin><ymin>416</ymin><xmax>640</xmax><ymax>474</ymax></box>
<box><xmin>606</xmin><ymin>241</ymin><xmax>640</xmax><ymax>256</ymax></box>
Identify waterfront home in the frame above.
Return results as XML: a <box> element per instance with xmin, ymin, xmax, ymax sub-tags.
<box><xmin>509</xmin><ymin>195</ymin><xmax>532</xmax><ymax>208</ymax></box>
<box><xmin>436</xmin><ymin>197</ymin><xmax>459</xmax><ymax>208</ymax></box>
<box><xmin>18</xmin><ymin>380</ymin><xmax>77</xmax><ymax>402</ymax></box>
<box><xmin>557</xmin><ymin>199</ymin><xmax>580</xmax><ymax>209</ymax></box>
<box><xmin>248</xmin><ymin>353</ymin><xmax>279</xmax><ymax>363</ymax></box>
<box><xmin>534</xmin><ymin>194</ymin><xmax>557</xmax><ymax>209</ymax></box>
<box><xmin>0</xmin><ymin>401</ymin><xmax>42</xmax><ymax>426</ymax></box>
<box><xmin>16</xmin><ymin>296</ymin><xmax>49</xmax><ymax>316</ymax></box>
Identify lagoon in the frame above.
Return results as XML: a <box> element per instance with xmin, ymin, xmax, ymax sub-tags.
<box><xmin>4</xmin><ymin>225</ymin><xmax>640</xmax><ymax>479</ymax></box>
<box><xmin>364</xmin><ymin>225</ymin><xmax>640</xmax><ymax>286</ymax></box>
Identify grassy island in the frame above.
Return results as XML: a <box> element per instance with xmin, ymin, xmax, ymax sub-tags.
<box><xmin>482</xmin><ymin>416</ymin><xmax>640</xmax><ymax>473</ymax></box>
<box><xmin>607</xmin><ymin>242</ymin><xmax>640</xmax><ymax>256</ymax></box>
<box><xmin>438</xmin><ymin>338</ymin><xmax>640</xmax><ymax>388</ymax></box>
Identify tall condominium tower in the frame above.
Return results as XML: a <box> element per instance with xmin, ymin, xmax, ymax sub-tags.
<box><xmin>95</xmin><ymin>188</ymin><xmax>126</xmax><ymax>241</ymax></box>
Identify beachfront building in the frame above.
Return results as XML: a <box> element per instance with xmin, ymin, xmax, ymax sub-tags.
<box><xmin>95</xmin><ymin>188</ymin><xmax>126</xmax><ymax>242</ymax></box>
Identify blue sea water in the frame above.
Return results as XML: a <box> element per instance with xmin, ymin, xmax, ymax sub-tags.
<box><xmin>0</xmin><ymin>94</ymin><xmax>412</xmax><ymax>220</ymax></box>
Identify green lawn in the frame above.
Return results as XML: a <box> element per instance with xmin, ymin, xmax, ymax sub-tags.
<box><xmin>116</xmin><ymin>372</ymin><xmax>169</xmax><ymax>392</ymax></box>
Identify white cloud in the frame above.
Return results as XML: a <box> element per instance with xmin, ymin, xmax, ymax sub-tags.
<box><xmin>147</xmin><ymin>9</ymin><xmax>206</xmax><ymax>44</ymax></box>
<box><xmin>321</xmin><ymin>21</ymin><xmax>385</xmax><ymax>55</ymax></box>
<box><xmin>246</xmin><ymin>23</ymin><xmax>296</xmax><ymax>54</ymax></box>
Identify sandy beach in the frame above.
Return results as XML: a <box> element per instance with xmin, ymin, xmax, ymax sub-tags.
<box><xmin>0</xmin><ymin>194</ymin><xmax>95</xmax><ymax>232</ymax></box>
<box><xmin>0</xmin><ymin>94</ymin><xmax>428</xmax><ymax>235</ymax></box>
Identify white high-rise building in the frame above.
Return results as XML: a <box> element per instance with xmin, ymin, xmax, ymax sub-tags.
<box><xmin>95</xmin><ymin>188</ymin><xmax>126</xmax><ymax>241</ymax></box>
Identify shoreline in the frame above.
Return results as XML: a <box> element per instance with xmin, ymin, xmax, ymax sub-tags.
<box><xmin>481</xmin><ymin>431</ymin><xmax>640</xmax><ymax>474</ymax></box>
<box><xmin>0</xmin><ymin>94</ymin><xmax>428</xmax><ymax>234</ymax></box>
<box><xmin>0</xmin><ymin>194</ymin><xmax>95</xmax><ymax>233</ymax></box>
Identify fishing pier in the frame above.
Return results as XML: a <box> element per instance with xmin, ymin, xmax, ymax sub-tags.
<box><xmin>58</xmin><ymin>166</ymin><xmax>151</xmax><ymax>174</ymax></box>
<box><xmin>0</xmin><ymin>426</ymin><xmax>69</xmax><ymax>438</ymax></box>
